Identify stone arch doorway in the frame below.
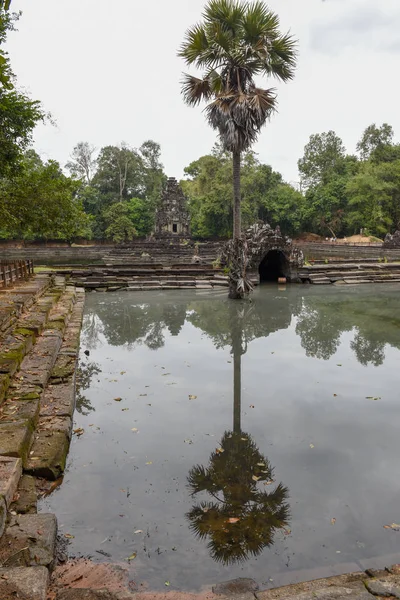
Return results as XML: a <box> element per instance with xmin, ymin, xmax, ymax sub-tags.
<box><xmin>259</xmin><ymin>250</ymin><xmax>290</xmax><ymax>283</ymax></box>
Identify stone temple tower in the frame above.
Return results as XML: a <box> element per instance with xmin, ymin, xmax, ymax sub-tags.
<box><xmin>154</xmin><ymin>177</ymin><xmax>191</xmax><ymax>237</ymax></box>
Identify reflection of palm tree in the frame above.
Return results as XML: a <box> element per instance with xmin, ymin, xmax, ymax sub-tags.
<box><xmin>187</xmin><ymin>431</ymin><xmax>289</xmax><ymax>565</ymax></box>
<box><xmin>188</xmin><ymin>301</ymin><xmax>289</xmax><ymax>565</ymax></box>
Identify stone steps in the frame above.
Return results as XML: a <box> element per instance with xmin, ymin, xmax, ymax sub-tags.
<box><xmin>301</xmin><ymin>262</ymin><xmax>400</xmax><ymax>284</ymax></box>
<box><xmin>0</xmin><ymin>276</ymin><xmax>85</xmax><ymax>598</ymax></box>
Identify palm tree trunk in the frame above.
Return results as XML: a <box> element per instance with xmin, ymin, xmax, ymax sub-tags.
<box><xmin>232</xmin><ymin>150</ymin><xmax>241</xmax><ymax>239</ymax></box>
<box><xmin>233</xmin><ymin>348</ymin><xmax>241</xmax><ymax>434</ymax></box>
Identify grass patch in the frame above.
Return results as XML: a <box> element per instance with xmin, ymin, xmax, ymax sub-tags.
<box><xmin>34</xmin><ymin>266</ymin><xmax>56</xmax><ymax>273</ymax></box>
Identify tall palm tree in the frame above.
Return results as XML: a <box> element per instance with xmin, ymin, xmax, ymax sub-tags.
<box><xmin>179</xmin><ymin>0</ymin><xmax>297</xmax><ymax>242</ymax></box>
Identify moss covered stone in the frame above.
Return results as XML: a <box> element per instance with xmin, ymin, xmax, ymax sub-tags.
<box><xmin>51</xmin><ymin>355</ymin><xmax>76</xmax><ymax>381</ymax></box>
<box><xmin>25</xmin><ymin>430</ymin><xmax>70</xmax><ymax>480</ymax></box>
<box><xmin>0</xmin><ymin>374</ymin><xmax>10</xmax><ymax>404</ymax></box>
<box><xmin>0</xmin><ymin>397</ymin><xmax>40</xmax><ymax>428</ymax></box>
<box><xmin>0</xmin><ymin>421</ymin><xmax>33</xmax><ymax>467</ymax></box>
<box><xmin>10</xmin><ymin>474</ymin><xmax>37</xmax><ymax>514</ymax></box>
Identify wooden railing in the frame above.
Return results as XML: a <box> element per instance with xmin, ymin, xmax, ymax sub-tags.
<box><xmin>0</xmin><ymin>260</ymin><xmax>34</xmax><ymax>288</ymax></box>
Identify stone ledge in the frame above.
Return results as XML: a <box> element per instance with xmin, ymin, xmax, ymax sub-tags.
<box><xmin>0</xmin><ymin>456</ymin><xmax>22</xmax><ymax>507</ymax></box>
<box><xmin>0</xmin><ymin>566</ymin><xmax>49</xmax><ymax>600</ymax></box>
<box><xmin>0</xmin><ymin>513</ymin><xmax>57</xmax><ymax>568</ymax></box>
<box><xmin>0</xmin><ymin>420</ymin><xmax>33</xmax><ymax>466</ymax></box>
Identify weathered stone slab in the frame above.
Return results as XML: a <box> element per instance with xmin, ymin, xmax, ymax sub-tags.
<box><xmin>0</xmin><ymin>566</ymin><xmax>49</xmax><ymax>600</ymax></box>
<box><xmin>214</xmin><ymin>578</ymin><xmax>259</xmax><ymax>595</ymax></box>
<box><xmin>10</xmin><ymin>474</ymin><xmax>37</xmax><ymax>514</ymax></box>
<box><xmin>0</xmin><ymin>373</ymin><xmax>9</xmax><ymax>403</ymax></box>
<box><xmin>17</xmin><ymin>334</ymin><xmax>62</xmax><ymax>388</ymax></box>
<box><xmin>51</xmin><ymin>354</ymin><xmax>77</xmax><ymax>381</ymax></box>
<box><xmin>0</xmin><ymin>513</ymin><xmax>57</xmax><ymax>568</ymax></box>
<box><xmin>0</xmin><ymin>494</ymin><xmax>6</xmax><ymax>538</ymax></box>
<box><xmin>18</xmin><ymin>311</ymin><xmax>48</xmax><ymax>335</ymax></box>
<box><xmin>0</xmin><ymin>456</ymin><xmax>22</xmax><ymax>507</ymax></box>
<box><xmin>59</xmin><ymin>326</ymin><xmax>84</xmax><ymax>355</ymax></box>
<box><xmin>40</xmin><ymin>382</ymin><xmax>75</xmax><ymax>417</ymax></box>
<box><xmin>255</xmin><ymin>573</ymin><xmax>370</xmax><ymax>600</ymax></box>
<box><xmin>366</xmin><ymin>576</ymin><xmax>400</xmax><ymax>598</ymax></box>
<box><xmin>0</xmin><ymin>355</ymin><xmax>20</xmax><ymax>376</ymax></box>
<box><xmin>37</xmin><ymin>415</ymin><xmax>72</xmax><ymax>436</ymax></box>
<box><xmin>0</xmin><ymin>396</ymin><xmax>40</xmax><ymax>427</ymax></box>
<box><xmin>0</xmin><ymin>421</ymin><xmax>33</xmax><ymax>465</ymax></box>
<box><xmin>7</xmin><ymin>382</ymin><xmax>42</xmax><ymax>400</ymax></box>
<box><xmin>25</xmin><ymin>427</ymin><xmax>71</xmax><ymax>480</ymax></box>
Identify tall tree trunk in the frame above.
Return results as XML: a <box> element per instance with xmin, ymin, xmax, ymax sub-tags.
<box><xmin>233</xmin><ymin>347</ymin><xmax>241</xmax><ymax>434</ymax></box>
<box><xmin>232</xmin><ymin>150</ymin><xmax>241</xmax><ymax>239</ymax></box>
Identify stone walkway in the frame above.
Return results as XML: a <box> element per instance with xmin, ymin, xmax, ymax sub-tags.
<box><xmin>45</xmin><ymin>567</ymin><xmax>400</xmax><ymax>600</ymax></box>
<box><xmin>0</xmin><ymin>274</ymin><xmax>84</xmax><ymax>599</ymax></box>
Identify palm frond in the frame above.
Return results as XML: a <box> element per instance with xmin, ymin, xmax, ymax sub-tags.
<box><xmin>178</xmin><ymin>23</ymin><xmax>209</xmax><ymax>65</ymax></box>
<box><xmin>241</xmin><ymin>1</ymin><xmax>280</xmax><ymax>44</ymax></box>
<box><xmin>263</xmin><ymin>32</ymin><xmax>298</xmax><ymax>81</ymax></box>
<box><xmin>205</xmin><ymin>86</ymin><xmax>276</xmax><ymax>152</ymax></box>
<box><xmin>204</xmin><ymin>0</ymin><xmax>245</xmax><ymax>36</ymax></box>
<box><xmin>181</xmin><ymin>73</ymin><xmax>214</xmax><ymax>106</ymax></box>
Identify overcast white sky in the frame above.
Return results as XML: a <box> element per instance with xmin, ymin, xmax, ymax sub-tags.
<box><xmin>6</xmin><ymin>0</ymin><xmax>400</xmax><ymax>184</ymax></box>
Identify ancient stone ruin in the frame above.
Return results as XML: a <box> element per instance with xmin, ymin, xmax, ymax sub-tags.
<box><xmin>383</xmin><ymin>230</ymin><xmax>400</xmax><ymax>248</ymax></box>
<box><xmin>154</xmin><ymin>177</ymin><xmax>191</xmax><ymax>237</ymax></box>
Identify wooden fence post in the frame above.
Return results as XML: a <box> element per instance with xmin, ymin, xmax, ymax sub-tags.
<box><xmin>1</xmin><ymin>264</ymin><xmax>6</xmax><ymax>288</ymax></box>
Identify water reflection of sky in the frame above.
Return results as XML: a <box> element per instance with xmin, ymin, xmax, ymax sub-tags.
<box><xmin>41</xmin><ymin>285</ymin><xmax>400</xmax><ymax>591</ymax></box>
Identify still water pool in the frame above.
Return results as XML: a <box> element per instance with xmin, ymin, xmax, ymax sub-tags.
<box><xmin>40</xmin><ymin>284</ymin><xmax>400</xmax><ymax>590</ymax></box>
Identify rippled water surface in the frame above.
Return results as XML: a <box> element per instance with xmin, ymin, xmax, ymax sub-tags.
<box><xmin>40</xmin><ymin>284</ymin><xmax>400</xmax><ymax>590</ymax></box>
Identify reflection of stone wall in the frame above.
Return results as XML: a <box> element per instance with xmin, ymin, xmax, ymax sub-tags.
<box><xmin>383</xmin><ymin>231</ymin><xmax>400</xmax><ymax>249</ymax></box>
<box><xmin>155</xmin><ymin>177</ymin><xmax>191</xmax><ymax>237</ymax></box>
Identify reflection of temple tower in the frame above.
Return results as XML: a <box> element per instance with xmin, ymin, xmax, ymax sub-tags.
<box><xmin>154</xmin><ymin>177</ymin><xmax>191</xmax><ymax>237</ymax></box>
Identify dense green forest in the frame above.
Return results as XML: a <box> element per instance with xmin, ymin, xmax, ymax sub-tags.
<box><xmin>1</xmin><ymin>6</ymin><xmax>400</xmax><ymax>242</ymax></box>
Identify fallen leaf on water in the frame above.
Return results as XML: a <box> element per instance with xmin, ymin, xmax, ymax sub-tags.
<box><xmin>366</xmin><ymin>396</ymin><xmax>381</xmax><ymax>401</ymax></box>
<box><xmin>125</xmin><ymin>553</ymin><xmax>137</xmax><ymax>561</ymax></box>
<box><xmin>384</xmin><ymin>523</ymin><xmax>400</xmax><ymax>531</ymax></box>
<box><xmin>64</xmin><ymin>533</ymin><xmax>75</xmax><ymax>539</ymax></box>
<box><xmin>252</xmin><ymin>475</ymin><xmax>261</xmax><ymax>481</ymax></box>
<box><xmin>227</xmin><ymin>518</ymin><xmax>240</xmax><ymax>524</ymax></box>
<box><xmin>122</xmin><ymin>408</ymin><xmax>129</xmax><ymax>411</ymax></box>
<box><xmin>184</xmin><ymin>439</ymin><xmax>193</xmax><ymax>444</ymax></box>
<box><xmin>162</xmin><ymin>373</ymin><xmax>171</xmax><ymax>377</ymax></box>
<box><xmin>189</xmin><ymin>395</ymin><xmax>197</xmax><ymax>400</ymax></box>
<box><xmin>249</xmin><ymin>405</ymin><xmax>255</xmax><ymax>408</ymax></box>
<box><xmin>139</xmin><ymin>394</ymin><xmax>147</xmax><ymax>397</ymax></box>
<box><xmin>131</xmin><ymin>428</ymin><xmax>138</xmax><ymax>432</ymax></box>
<box><xmin>333</xmin><ymin>394</ymin><xmax>338</xmax><ymax>397</ymax></box>
<box><xmin>114</xmin><ymin>398</ymin><xmax>122</xmax><ymax>402</ymax></box>
<box><xmin>134</xmin><ymin>530</ymin><xmax>143</xmax><ymax>534</ymax></box>
<box><xmin>146</xmin><ymin>461</ymin><xmax>153</xmax><ymax>465</ymax></box>
<box><xmin>337</xmin><ymin>364</ymin><xmax>342</xmax><ymax>367</ymax></box>
<box><xmin>120</xmin><ymin>371</ymin><xmax>126</xmax><ymax>375</ymax></box>
<box><xmin>215</xmin><ymin>447</ymin><xmax>224</xmax><ymax>454</ymax></box>
<box><xmin>73</xmin><ymin>428</ymin><xmax>84</xmax><ymax>437</ymax></box>
<box><xmin>310</xmin><ymin>444</ymin><xmax>315</xmax><ymax>449</ymax></box>
<box><xmin>165</xmin><ymin>581</ymin><xmax>170</xmax><ymax>587</ymax></box>
<box><xmin>331</xmin><ymin>518</ymin><xmax>336</xmax><ymax>525</ymax></box>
